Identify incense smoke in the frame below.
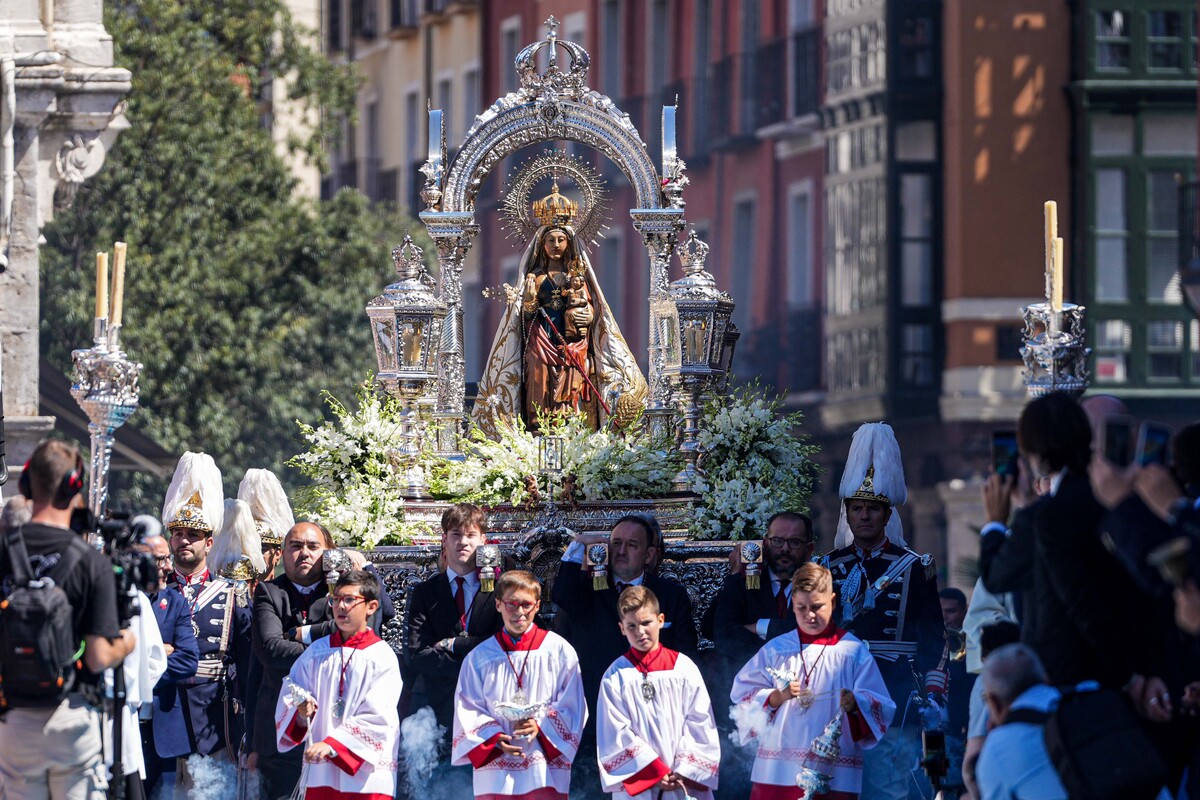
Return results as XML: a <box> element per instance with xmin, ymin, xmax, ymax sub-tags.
<box><xmin>728</xmin><ymin>701</ymin><xmax>771</xmax><ymax>748</ymax></box>
<box><xmin>183</xmin><ymin>753</ymin><xmax>237</xmax><ymax>800</ymax></box>
<box><xmin>400</xmin><ymin>706</ymin><xmax>445</xmax><ymax>797</ymax></box>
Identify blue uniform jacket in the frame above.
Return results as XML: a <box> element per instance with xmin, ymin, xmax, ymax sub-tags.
<box><xmin>148</xmin><ymin>587</ymin><xmax>199</xmax><ymax>759</ymax></box>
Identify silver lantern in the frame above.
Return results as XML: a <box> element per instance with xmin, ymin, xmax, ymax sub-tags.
<box><xmin>667</xmin><ymin>230</ymin><xmax>735</xmax><ymax>493</ymax></box>
<box><xmin>366</xmin><ymin>235</ymin><xmax>447</xmax><ymax>499</ymax></box>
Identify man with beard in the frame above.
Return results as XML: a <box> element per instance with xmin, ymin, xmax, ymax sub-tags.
<box><xmin>707</xmin><ymin>512</ymin><xmax>814</xmax><ymax>796</ymax></box>
<box><xmin>712</xmin><ymin>511</ymin><xmax>814</xmax><ymax>654</ymax></box>
<box><xmin>249</xmin><ymin>522</ymin><xmax>336</xmax><ymax>799</ymax></box>
<box><xmin>158</xmin><ymin>453</ymin><xmax>254</xmax><ymax>798</ymax></box>
<box><xmin>821</xmin><ymin>424</ymin><xmax>945</xmax><ymax>800</ymax></box>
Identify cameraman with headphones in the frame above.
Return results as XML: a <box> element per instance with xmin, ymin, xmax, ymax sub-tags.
<box><xmin>0</xmin><ymin>438</ymin><xmax>137</xmax><ymax>799</ymax></box>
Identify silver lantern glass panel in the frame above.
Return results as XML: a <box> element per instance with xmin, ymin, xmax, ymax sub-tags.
<box><xmin>366</xmin><ymin>235</ymin><xmax>448</xmax><ymax>499</ymax></box>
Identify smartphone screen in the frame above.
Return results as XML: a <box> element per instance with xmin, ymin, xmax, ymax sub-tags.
<box><xmin>1137</xmin><ymin>422</ymin><xmax>1171</xmax><ymax>466</ymax></box>
<box><xmin>991</xmin><ymin>430</ymin><xmax>1019</xmax><ymax>478</ymax></box>
<box><xmin>1102</xmin><ymin>417</ymin><xmax>1136</xmax><ymax>467</ymax></box>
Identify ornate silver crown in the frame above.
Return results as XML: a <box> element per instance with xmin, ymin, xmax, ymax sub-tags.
<box><xmin>515</xmin><ymin>16</ymin><xmax>591</xmax><ymax>100</ymax></box>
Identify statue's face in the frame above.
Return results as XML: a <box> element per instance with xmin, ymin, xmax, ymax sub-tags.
<box><xmin>542</xmin><ymin>229</ymin><xmax>570</xmax><ymax>262</ymax></box>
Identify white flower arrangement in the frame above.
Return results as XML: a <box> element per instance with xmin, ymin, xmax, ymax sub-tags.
<box><xmin>291</xmin><ymin>380</ymin><xmax>817</xmax><ymax>546</ymax></box>
<box><xmin>690</xmin><ymin>384</ymin><xmax>820</xmax><ymax>540</ymax></box>
<box><xmin>289</xmin><ymin>381</ymin><xmax>432</xmax><ymax>548</ymax></box>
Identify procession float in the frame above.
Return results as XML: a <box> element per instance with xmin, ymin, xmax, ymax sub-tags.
<box><xmin>67</xmin><ymin>20</ymin><xmax>1089</xmax><ymax>649</ymax></box>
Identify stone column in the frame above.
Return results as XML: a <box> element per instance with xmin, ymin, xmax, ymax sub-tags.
<box><xmin>1</xmin><ymin>2</ymin><xmax>131</xmax><ymax>479</ymax></box>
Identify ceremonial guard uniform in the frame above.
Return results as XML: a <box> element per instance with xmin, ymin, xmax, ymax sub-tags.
<box><xmin>819</xmin><ymin>424</ymin><xmax>945</xmax><ymax>800</ymax></box>
<box><xmin>158</xmin><ymin>454</ymin><xmax>255</xmax><ymax>781</ymax></box>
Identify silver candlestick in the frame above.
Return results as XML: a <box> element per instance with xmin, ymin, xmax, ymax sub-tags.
<box><xmin>1020</xmin><ymin>302</ymin><xmax>1090</xmax><ymax>398</ymax></box>
<box><xmin>70</xmin><ymin>320</ymin><xmax>142</xmax><ymax>520</ymax></box>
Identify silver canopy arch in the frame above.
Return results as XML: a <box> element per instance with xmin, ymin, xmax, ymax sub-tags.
<box><xmin>418</xmin><ymin>16</ymin><xmax>690</xmax><ymax>452</ymax></box>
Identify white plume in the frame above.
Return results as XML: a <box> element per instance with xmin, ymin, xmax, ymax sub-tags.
<box><xmin>210</xmin><ymin>499</ymin><xmax>266</xmax><ymax>575</ymax></box>
<box><xmin>161</xmin><ymin>452</ymin><xmax>224</xmax><ymax>533</ymax></box>
<box><xmin>237</xmin><ymin>469</ymin><xmax>294</xmax><ymax>541</ymax></box>
<box><xmin>834</xmin><ymin>422</ymin><xmax>908</xmax><ymax>549</ymax></box>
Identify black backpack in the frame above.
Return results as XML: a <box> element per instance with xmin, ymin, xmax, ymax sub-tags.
<box><xmin>0</xmin><ymin>527</ymin><xmax>87</xmax><ymax>709</ymax></box>
<box><xmin>1004</xmin><ymin>685</ymin><xmax>1169</xmax><ymax>800</ymax></box>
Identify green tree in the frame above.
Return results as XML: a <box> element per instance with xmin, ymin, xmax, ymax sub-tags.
<box><xmin>40</xmin><ymin>0</ymin><xmax>425</xmax><ymax>509</ymax></box>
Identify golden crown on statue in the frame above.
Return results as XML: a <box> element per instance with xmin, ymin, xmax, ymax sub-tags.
<box><xmin>532</xmin><ymin>179</ymin><xmax>579</xmax><ymax>227</ymax></box>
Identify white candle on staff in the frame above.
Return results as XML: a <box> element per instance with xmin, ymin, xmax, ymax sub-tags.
<box><xmin>95</xmin><ymin>252</ymin><xmax>108</xmax><ymax>320</ymax></box>
<box><xmin>1052</xmin><ymin>237</ymin><xmax>1064</xmax><ymax>312</ymax></box>
<box><xmin>111</xmin><ymin>242</ymin><xmax>127</xmax><ymax>327</ymax></box>
<box><xmin>1044</xmin><ymin>201</ymin><xmax>1057</xmax><ymax>305</ymax></box>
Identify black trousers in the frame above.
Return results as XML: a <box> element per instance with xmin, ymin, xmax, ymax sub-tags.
<box><xmin>258</xmin><ymin>747</ymin><xmax>303</xmax><ymax>800</ymax></box>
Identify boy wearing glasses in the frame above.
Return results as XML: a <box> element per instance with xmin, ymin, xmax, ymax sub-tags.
<box><xmin>452</xmin><ymin>570</ymin><xmax>587</xmax><ymax>800</ymax></box>
<box><xmin>731</xmin><ymin>563</ymin><xmax>893</xmax><ymax>800</ymax></box>
<box><xmin>275</xmin><ymin>570</ymin><xmax>402</xmax><ymax>799</ymax></box>
<box><xmin>597</xmin><ymin>586</ymin><xmax>721</xmax><ymax>799</ymax></box>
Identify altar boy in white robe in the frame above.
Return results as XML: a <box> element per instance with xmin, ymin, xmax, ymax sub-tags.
<box><xmin>597</xmin><ymin>586</ymin><xmax>721</xmax><ymax>799</ymax></box>
<box><xmin>275</xmin><ymin>570</ymin><xmax>402</xmax><ymax>800</ymax></box>
<box><xmin>453</xmin><ymin>570</ymin><xmax>588</xmax><ymax>800</ymax></box>
<box><xmin>731</xmin><ymin>563</ymin><xmax>894</xmax><ymax>800</ymax></box>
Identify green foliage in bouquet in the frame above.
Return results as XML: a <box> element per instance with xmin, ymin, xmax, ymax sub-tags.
<box><xmin>690</xmin><ymin>383</ymin><xmax>821</xmax><ymax>540</ymax></box>
<box><xmin>430</xmin><ymin>410</ymin><xmax>681</xmax><ymax>506</ymax></box>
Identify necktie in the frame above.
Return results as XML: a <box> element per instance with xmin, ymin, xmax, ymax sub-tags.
<box><xmin>455</xmin><ymin>576</ymin><xmax>467</xmax><ymax>629</ymax></box>
<box><xmin>775</xmin><ymin>582</ymin><xmax>789</xmax><ymax>617</ymax></box>
<box><xmin>615</xmin><ymin>581</ymin><xmax>630</xmax><ymax>595</ymax></box>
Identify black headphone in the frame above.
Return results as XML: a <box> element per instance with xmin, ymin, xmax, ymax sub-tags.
<box><xmin>18</xmin><ymin>453</ymin><xmax>86</xmax><ymax>509</ymax></box>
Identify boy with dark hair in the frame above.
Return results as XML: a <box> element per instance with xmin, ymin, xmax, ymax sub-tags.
<box><xmin>275</xmin><ymin>570</ymin><xmax>402</xmax><ymax>799</ymax></box>
<box><xmin>596</xmin><ymin>586</ymin><xmax>720</xmax><ymax>799</ymax></box>
<box><xmin>453</xmin><ymin>570</ymin><xmax>587</xmax><ymax>800</ymax></box>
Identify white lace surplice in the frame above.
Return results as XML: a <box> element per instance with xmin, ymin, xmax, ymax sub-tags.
<box><xmin>729</xmin><ymin>628</ymin><xmax>894</xmax><ymax>795</ymax></box>
<box><xmin>452</xmin><ymin>628</ymin><xmax>588</xmax><ymax>800</ymax></box>
<box><xmin>275</xmin><ymin>631</ymin><xmax>402</xmax><ymax>800</ymax></box>
<box><xmin>596</xmin><ymin>648</ymin><xmax>721</xmax><ymax>800</ymax></box>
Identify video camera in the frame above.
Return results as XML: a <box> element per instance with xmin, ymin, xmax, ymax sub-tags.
<box><xmin>80</xmin><ymin>511</ymin><xmax>159</xmax><ymax>626</ymax></box>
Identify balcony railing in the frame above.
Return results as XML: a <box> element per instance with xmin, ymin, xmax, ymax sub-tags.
<box><xmin>350</xmin><ymin>0</ymin><xmax>377</xmax><ymax>40</ymax></box>
<box><xmin>363</xmin><ymin>157</ymin><xmax>382</xmax><ymax>204</ymax></box>
<box><xmin>338</xmin><ymin>159</ymin><xmax>359</xmax><ymax>191</ymax></box>
<box><xmin>791</xmin><ymin>26</ymin><xmax>821</xmax><ymax>118</ymax></box>
<box><xmin>377</xmin><ymin>168</ymin><xmax>399</xmax><ymax>207</ymax></box>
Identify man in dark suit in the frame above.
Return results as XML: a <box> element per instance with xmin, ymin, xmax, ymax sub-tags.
<box><xmin>552</xmin><ymin>513</ymin><xmax>697</xmax><ymax>794</ymax></box>
<box><xmin>711</xmin><ymin>511</ymin><xmax>813</xmax><ymax>655</ymax></box>
<box><xmin>138</xmin><ymin>532</ymin><xmax>200</xmax><ymax>798</ymax></box>
<box><xmin>404</xmin><ymin>503</ymin><xmax>503</xmax><ymax>730</ymax></box>
<box><xmin>249</xmin><ymin>522</ymin><xmax>336</xmax><ymax>800</ymax></box>
<box><xmin>980</xmin><ymin>391</ymin><xmax>1153</xmax><ymax>690</ymax></box>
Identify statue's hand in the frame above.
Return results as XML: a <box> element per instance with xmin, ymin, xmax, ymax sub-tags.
<box><xmin>567</xmin><ymin>305</ymin><xmax>593</xmax><ymax>328</ymax></box>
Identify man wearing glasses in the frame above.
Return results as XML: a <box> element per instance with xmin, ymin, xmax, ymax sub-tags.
<box><xmin>250</xmin><ymin>522</ymin><xmax>337</xmax><ymax>799</ymax></box>
<box><xmin>136</xmin><ymin>527</ymin><xmax>200</xmax><ymax>798</ymax></box>
<box><xmin>705</xmin><ymin>511</ymin><xmax>813</xmax><ymax>793</ymax></box>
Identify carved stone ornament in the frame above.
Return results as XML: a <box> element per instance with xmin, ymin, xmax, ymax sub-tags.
<box><xmin>54</xmin><ymin>134</ymin><xmax>106</xmax><ymax>211</ymax></box>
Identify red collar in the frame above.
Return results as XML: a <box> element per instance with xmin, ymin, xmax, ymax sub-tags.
<box><xmin>497</xmin><ymin>625</ymin><xmax>548</xmax><ymax>652</ymax></box>
<box><xmin>799</xmin><ymin>622</ymin><xmax>846</xmax><ymax>646</ymax></box>
<box><xmin>624</xmin><ymin>644</ymin><xmax>679</xmax><ymax>673</ymax></box>
<box><xmin>173</xmin><ymin>569</ymin><xmax>209</xmax><ymax>587</ymax></box>
<box><xmin>330</xmin><ymin>628</ymin><xmax>381</xmax><ymax>650</ymax></box>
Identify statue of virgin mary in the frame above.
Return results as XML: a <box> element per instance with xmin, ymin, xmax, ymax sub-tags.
<box><xmin>472</xmin><ymin>184</ymin><xmax>647</xmax><ymax>434</ymax></box>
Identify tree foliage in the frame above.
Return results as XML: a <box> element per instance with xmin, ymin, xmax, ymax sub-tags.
<box><xmin>41</xmin><ymin>0</ymin><xmax>425</xmax><ymax>509</ymax></box>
